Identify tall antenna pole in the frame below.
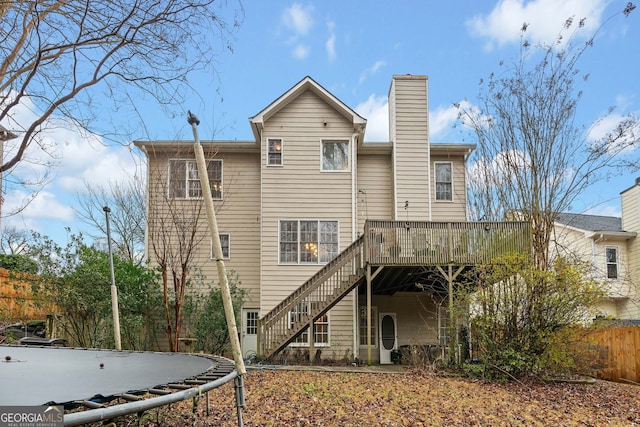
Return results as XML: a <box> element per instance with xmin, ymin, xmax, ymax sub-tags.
<box><xmin>187</xmin><ymin>111</ymin><xmax>246</xmax><ymax>376</ymax></box>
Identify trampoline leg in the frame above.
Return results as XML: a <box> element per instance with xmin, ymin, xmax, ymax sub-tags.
<box><xmin>206</xmin><ymin>390</ymin><xmax>210</xmax><ymax>416</ymax></box>
<box><xmin>234</xmin><ymin>374</ymin><xmax>245</xmax><ymax>427</ymax></box>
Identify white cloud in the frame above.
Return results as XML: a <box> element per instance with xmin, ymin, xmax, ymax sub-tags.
<box><xmin>292</xmin><ymin>44</ymin><xmax>310</xmax><ymax>59</ymax></box>
<box><xmin>1</xmin><ymin>94</ymin><xmax>141</xmax><ymax>236</ymax></box>
<box><xmin>430</xmin><ymin>104</ymin><xmax>460</xmax><ymax>139</ymax></box>
<box><xmin>326</xmin><ymin>21</ymin><xmax>336</xmax><ymax>61</ymax></box>
<box><xmin>587</xmin><ymin>110</ymin><xmax>640</xmax><ymax>155</ymax></box>
<box><xmin>359</xmin><ymin>61</ymin><xmax>387</xmax><ymax>84</ymax></box>
<box><xmin>355</xmin><ymin>95</ymin><xmax>388</xmax><ymax>142</ymax></box>
<box><xmin>466</xmin><ymin>0</ymin><xmax>606</xmax><ymax>50</ymax></box>
<box><xmin>584</xmin><ymin>204</ymin><xmax>621</xmax><ymax>217</ymax></box>
<box><xmin>282</xmin><ymin>3</ymin><xmax>314</xmax><ymax>36</ymax></box>
<box><xmin>3</xmin><ymin>190</ymin><xmax>76</xmax><ymax>235</ymax></box>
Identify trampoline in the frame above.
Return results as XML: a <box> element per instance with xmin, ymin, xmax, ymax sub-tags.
<box><xmin>0</xmin><ymin>345</ymin><xmax>240</xmax><ymax>425</ymax></box>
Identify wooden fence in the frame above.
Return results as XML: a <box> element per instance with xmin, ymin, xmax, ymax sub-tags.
<box><xmin>589</xmin><ymin>326</ymin><xmax>640</xmax><ymax>384</ymax></box>
<box><xmin>0</xmin><ymin>268</ymin><xmax>53</xmax><ymax>321</ymax></box>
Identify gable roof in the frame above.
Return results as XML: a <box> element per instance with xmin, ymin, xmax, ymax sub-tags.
<box><xmin>555</xmin><ymin>212</ymin><xmax>636</xmax><ymax>241</ymax></box>
<box><xmin>249</xmin><ymin>76</ymin><xmax>366</xmax><ymax>142</ymax></box>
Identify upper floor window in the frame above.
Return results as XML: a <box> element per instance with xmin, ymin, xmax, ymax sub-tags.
<box><xmin>267</xmin><ymin>138</ymin><xmax>283</xmax><ymax>166</ymax></box>
<box><xmin>321</xmin><ymin>140</ymin><xmax>349</xmax><ymax>171</ymax></box>
<box><xmin>279</xmin><ymin>220</ymin><xmax>339</xmax><ymax>264</ymax></box>
<box><xmin>435</xmin><ymin>162</ymin><xmax>452</xmax><ymax>201</ymax></box>
<box><xmin>169</xmin><ymin>159</ymin><xmax>222</xmax><ymax>200</ymax></box>
<box><xmin>605</xmin><ymin>246</ymin><xmax>618</xmax><ymax>279</ymax></box>
<box><xmin>211</xmin><ymin>233</ymin><xmax>230</xmax><ymax>260</ymax></box>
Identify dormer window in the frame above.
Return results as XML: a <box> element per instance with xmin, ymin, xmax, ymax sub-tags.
<box><xmin>321</xmin><ymin>140</ymin><xmax>349</xmax><ymax>171</ymax></box>
<box><xmin>267</xmin><ymin>138</ymin><xmax>283</xmax><ymax>166</ymax></box>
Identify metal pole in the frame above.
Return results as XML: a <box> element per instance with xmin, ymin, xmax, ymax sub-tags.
<box><xmin>103</xmin><ymin>206</ymin><xmax>122</xmax><ymax>351</ymax></box>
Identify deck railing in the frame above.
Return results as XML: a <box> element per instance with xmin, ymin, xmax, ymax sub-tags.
<box><xmin>365</xmin><ymin>220</ymin><xmax>531</xmax><ymax>266</ymax></box>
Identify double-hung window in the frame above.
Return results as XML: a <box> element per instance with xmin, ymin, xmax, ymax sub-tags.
<box><xmin>169</xmin><ymin>159</ymin><xmax>222</xmax><ymax>199</ymax></box>
<box><xmin>279</xmin><ymin>220</ymin><xmax>339</xmax><ymax>264</ymax></box>
<box><xmin>605</xmin><ymin>246</ymin><xmax>618</xmax><ymax>279</ymax></box>
<box><xmin>267</xmin><ymin>138</ymin><xmax>283</xmax><ymax>166</ymax></box>
<box><xmin>321</xmin><ymin>140</ymin><xmax>350</xmax><ymax>171</ymax></box>
<box><xmin>211</xmin><ymin>234</ymin><xmax>230</xmax><ymax>260</ymax></box>
<box><xmin>289</xmin><ymin>302</ymin><xmax>329</xmax><ymax>347</ymax></box>
<box><xmin>435</xmin><ymin>162</ymin><xmax>452</xmax><ymax>201</ymax></box>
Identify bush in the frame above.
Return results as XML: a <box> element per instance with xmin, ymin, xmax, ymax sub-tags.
<box><xmin>463</xmin><ymin>252</ymin><xmax>604</xmax><ymax>379</ymax></box>
<box><xmin>186</xmin><ymin>270</ymin><xmax>246</xmax><ymax>356</ymax></box>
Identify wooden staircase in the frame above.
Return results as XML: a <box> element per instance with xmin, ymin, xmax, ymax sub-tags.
<box><xmin>258</xmin><ymin>235</ymin><xmax>365</xmax><ymax>359</ymax></box>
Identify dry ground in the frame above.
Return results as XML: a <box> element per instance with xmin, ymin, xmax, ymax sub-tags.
<box><xmin>116</xmin><ymin>369</ymin><xmax>639</xmax><ymax>426</ymax></box>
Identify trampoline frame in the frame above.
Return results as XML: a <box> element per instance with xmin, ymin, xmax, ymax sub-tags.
<box><xmin>64</xmin><ymin>368</ymin><xmax>240</xmax><ymax>426</ymax></box>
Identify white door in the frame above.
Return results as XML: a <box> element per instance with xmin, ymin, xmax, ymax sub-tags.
<box><xmin>241</xmin><ymin>309</ymin><xmax>259</xmax><ymax>359</ymax></box>
<box><xmin>379</xmin><ymin>313</ymin><xmax>397</xmax><ymax>364</ymax></box>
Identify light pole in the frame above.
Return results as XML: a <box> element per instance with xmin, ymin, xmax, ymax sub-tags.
<box><xmin>103</xmin><ymin>205</ymin><xmax>122</xmax><ymax>350</ymax></box>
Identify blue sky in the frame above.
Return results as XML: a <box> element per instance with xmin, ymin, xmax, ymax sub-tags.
<box><xmin>3</xmin><ymin>0</ymin><xmax>639</xmax><ymax>246</ymax></box>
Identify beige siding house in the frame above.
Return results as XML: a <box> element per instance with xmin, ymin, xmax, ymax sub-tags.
<box><xmin>553</xmin><ymin>179</ymin><xmax>640</xmax><ymax>321</ymax></box>
<box><xmin>136</xmin><ymin>75</ymin><xmax>532</xmax><ymax>363</ymax></box>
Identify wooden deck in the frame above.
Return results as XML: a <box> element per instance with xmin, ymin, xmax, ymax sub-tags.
<box><xmin>258</xmin><ymin>220</ymin><xmax>532</xmax><ymax>359</ymax></box>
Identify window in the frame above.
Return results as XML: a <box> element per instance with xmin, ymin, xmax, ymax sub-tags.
<box><xmin>289</xmin><ymin>302</ymin><xmax>309</xmax><ymax>345</ymax></box>
<box><xmin>289</xmin><ymin>302</ymin><xmax>329</xmax><ymax>347</ymax></box>
<box><xmin>245</xmin><ymin>311</ymin><xmax>258</xmax><ymax>335</ymax></box>
<box><xmin>606</xmin><ymin>247</ymin><xmax>618</xmax><ymax>279</ymax></box>
<box><xmin>438</xmin><ymin>305</ymin><xmax>449</xmax><ymax>346</ymax></box>
<box><xmin>169</xmin><ymin>159</ymin><xmax>222</xmax><ymax>199</ymax></box>
<box><xmin>321</xmin><ymin>140</ymin><xmax>349</xmax><ymax>171</ymax></box>
<box><xmin>314</xmin><ymin>313</ymin><xmax>329</xmax><ymax>345</ymax></box>
<box><xmin>435</xmin><ymin>162</ymin><xmax>452</xmax><ymax>201</ymax></box>
<box><xmin>211</xmin><ymin>234</ymin><xmax>230</xmax><ymax>260</ymax></box>
<box><xmin>279</xmin><ymin>220</ymin><xmax>339</xmax><ymax>264</ymax></box>
<box><xmin>359</xmin><ymin>306</ymin><xmax>378</xmax><ymax>347</ymax></box>
<box><xmin>267</xmin><ymin>138</ymin><xmax>283</xmax><ymax>166</ymax></box>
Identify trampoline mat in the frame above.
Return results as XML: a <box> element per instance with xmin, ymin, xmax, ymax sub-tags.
<box><xmin>0</xmin><ymin>345</ymin><xmax>215</xmax><ymax>406</ymax></box>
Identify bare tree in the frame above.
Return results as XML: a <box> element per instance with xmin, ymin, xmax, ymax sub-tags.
<box><xmin>0</xmin><ymin>225</ymin><xmax>33</xmax><ymax>254</ymax></box>
<box><xmin>76</xmin><ymin>177</ymin><xmax>146</xmax><ymax>265</ymax></box>
<box><xmin>0</xmin><ymin>0</ymin><xmax>242</xmax><ymax>211</ymax></box>
<box><xmin>459</xmin><ymin>4</ymin><xmax>639</xmax><ymax>269</ymax></box>
<box><xmin>145</xmin><ymin>144</ymin><xmax>226</xmax><ymax>352</ymax></box>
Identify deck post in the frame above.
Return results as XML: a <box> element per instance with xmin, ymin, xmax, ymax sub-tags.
<box><xmin>257</xmin><ymin>318</ymin><xmax>262</xmax><ymax>357</ymax></box>
<box><xmin>448</xmin><ymin>264</ymin><xmax>455</xmax><ymax>363</ymax></box>
<box><xmin>309</xmin><ymin>319</ymin><xmax>315</xmax><ymax>363</ymax></box>
<box><xmin>366</xmin><ymin>263</ymin><xmax>372</xmax><ymax>365</ymax></box>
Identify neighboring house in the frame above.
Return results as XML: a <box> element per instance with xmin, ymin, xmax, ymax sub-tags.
<box><xmin>135</xmin><ymin>75</ymin><xmax>530</xmax><ymax>363</ymax></box>
<box><xmin>553</xmin><ymin>179</ymin><xmax>640</xmax><ymax>321</ymax></box>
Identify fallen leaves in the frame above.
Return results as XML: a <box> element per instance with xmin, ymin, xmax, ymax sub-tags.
<box><xmin>121</xmin><ymin>369</ymin><xmax>640</xmax><ymax>426</ymax></box>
